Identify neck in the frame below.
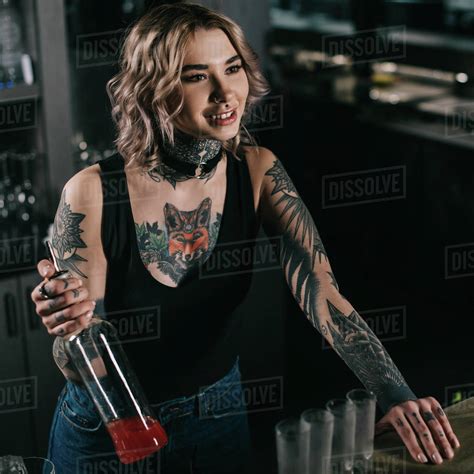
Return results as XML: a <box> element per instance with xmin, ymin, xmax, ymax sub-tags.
<box><xmin>161</xmin><ymin>128</ymin><xmax>222</xmax><ymax>165</ymax></box>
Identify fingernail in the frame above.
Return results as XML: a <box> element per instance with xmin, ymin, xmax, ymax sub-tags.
<box><xmin>86</xmin><ymin>310</ymin><xmax>93</xmax><ymax>318</ymax></box>
<box><xmin>446</xmin><ymin>447</ymin><xmax>454</xmax><ymax>459</ymax></box>
<box><xmin>432</xmin><ymin>452</ymin><xmax>443</xmax><ymax>464</ymax></box>
<box><xmin>418</xmin><ymin>454</ymin><xmax>428</xmax><ymax>463</ymax></box>
<box><xmin>454</xmin><ymin>437</ymin><xmax>461</xmax><ymax>449</ymax></box>
<box><xmin>42</xmin><ymin>265</ymin><xmax>51</xmax><ymax>276</ymax></box>
<box><xmin>78</xmin><ymin>279</ymin><xmax>83</xmax><ymax>286</ymax></box>
<box><xmin>92</xmin><ymin>301</ymin><xmax>96</xmax><ymax>307</ymax></box>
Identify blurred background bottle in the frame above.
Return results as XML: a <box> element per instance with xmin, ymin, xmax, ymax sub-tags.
<box><xmin>0</xmin><ymin>0</ymin><xmax>25</xmax><ymax>87</ymax></box>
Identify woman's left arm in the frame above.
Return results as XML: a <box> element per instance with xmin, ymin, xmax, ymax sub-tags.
<box><xmin>253</xmin><ymin>147</ymin><xmax>460</xmax><ymax>463</ymax></box>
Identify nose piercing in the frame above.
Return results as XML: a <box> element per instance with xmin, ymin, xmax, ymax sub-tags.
<box><xmin>213</xmin><ymin>96</ymin><xmax>229</xmax><ymax>109</ymax></box>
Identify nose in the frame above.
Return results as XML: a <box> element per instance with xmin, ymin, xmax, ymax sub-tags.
<box><xmin>210</xmin><ymin>78</ymin><xmax>235</xmax><ymax>105</ymax></box>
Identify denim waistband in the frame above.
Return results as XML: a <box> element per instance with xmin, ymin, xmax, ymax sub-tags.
<box><xmin>152</xmin><ymin>356</ymin><xmax>241</xmax><ymax>425</ymax></box>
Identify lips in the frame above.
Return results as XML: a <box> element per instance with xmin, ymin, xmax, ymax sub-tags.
<box><xmin>205</xmin><ymin>108</ymin><xmax>237</xmax><ymax>119</ymax></box>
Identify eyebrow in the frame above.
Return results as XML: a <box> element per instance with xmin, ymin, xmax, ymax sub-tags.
<box><xmin>181</xmin><ymin>54</ymin><xmax>242</xmax><ymax>73</ymax></box>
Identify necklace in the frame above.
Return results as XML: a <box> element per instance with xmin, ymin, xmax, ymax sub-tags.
<box><xmin>159</xmin><ymin>128</ymin><xmax>223</xmax><ymax>179</ymax></box>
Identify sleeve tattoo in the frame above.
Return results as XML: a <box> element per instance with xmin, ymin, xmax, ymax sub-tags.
<box><xmin>263</xmin><ymin>158</ymin><xmax>417</xmax><ymax>413</ymax></box>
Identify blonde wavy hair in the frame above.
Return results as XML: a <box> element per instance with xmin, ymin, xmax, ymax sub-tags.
<box><xmin>106</xmin><ymin>2</ymin><xmax>271</xmax><ymax>171</ymax></box>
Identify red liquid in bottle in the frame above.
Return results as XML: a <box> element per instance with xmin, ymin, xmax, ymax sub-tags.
<box><xmin>106</xmin><ymin>416</ymin><xmax>168</xmax><ymax>464</ymax></box>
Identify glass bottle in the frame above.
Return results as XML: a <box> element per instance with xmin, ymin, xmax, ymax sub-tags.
<box><xmin>45</xmin><ymin>241</ymin><xmax>168</xmax><ymax>464</ymax></box>
<box><xmin>64</xmin><ymin>318</ymin><xmax>168</xmax><ymax>464</ymax></box>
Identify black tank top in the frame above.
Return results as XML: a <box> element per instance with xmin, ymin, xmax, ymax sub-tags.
<box><xmin>97</xmin><ymin>147</ymin><xmax>259</xmax><ymax>405</ymax></box>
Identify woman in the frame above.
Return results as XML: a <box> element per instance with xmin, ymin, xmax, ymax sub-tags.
<box><xmin>31</xmin><ymin>3</ymin><xmax>460</xmax><ymax>473</ymax></box>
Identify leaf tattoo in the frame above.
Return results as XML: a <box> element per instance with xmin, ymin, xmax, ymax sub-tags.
<box><xmin>279</xmin><ymin>230</ymin><xmax>322</xmax><ymax>331</ymax></box>
<box><xmin>52</xmin><ymin>189</ymin><xmax>88</xmax><ymax>278</ymax></box>
<box><xmin>265</xmin><ymin>159</ymin><xmax>327</xmax><ymax>268</ymax></box>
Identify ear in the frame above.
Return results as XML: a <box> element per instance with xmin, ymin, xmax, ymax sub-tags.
<box><xmin>164</xmin><ymin>202</ymin><xmax>182</xmax><ymax>231</ymax></box>
<box><xmin>196</xmin><ymin>197</ymin><xmax>212</xmax><ymax>228</ymax></box>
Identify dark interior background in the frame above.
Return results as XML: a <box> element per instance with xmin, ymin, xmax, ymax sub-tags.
<box><xmin>1</xmin><ymin>1</ymin><xmax>473</xmax><ymax>472</ymax></box>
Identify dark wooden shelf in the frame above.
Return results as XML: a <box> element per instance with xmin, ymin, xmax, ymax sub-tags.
<box><xmin>0</xmin><ymin>83</ymin><xmax>40</xmax><ymax>103</ymax></box>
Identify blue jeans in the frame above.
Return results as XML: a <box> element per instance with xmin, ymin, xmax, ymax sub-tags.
<box><xmin>46</xmin><ymin>356</ymin><xmax>251</xmax><ymax>473</ymax></box>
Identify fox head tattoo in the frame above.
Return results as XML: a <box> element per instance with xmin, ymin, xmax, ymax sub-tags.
<box><xmin>164</xmin><ymin>197</ymin><xmax>212</xmax><ymax>268</ymax></box>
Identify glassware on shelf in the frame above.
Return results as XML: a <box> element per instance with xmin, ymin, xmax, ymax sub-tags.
<box><xmin>326</xmin><ymin>398</ymin><xmax>356</xmax><ymax>474</ymax></box>
<box><xmin>346</xmin><ymin>389</ymin><xmax>377</xmax><ymax>470</ymax></box>
<box><xmin>72</xmin><ymin>130</ymin><xmax>116</xmax><ymax>170</ymax></box>
<box><xmin>0</xmin><ymin>150</ymin><xmax>39</xmax><ymax>242</ymax></box>
<box><xmin>275</xmin><ymin>416</ymin><xmax>310</xmax><ymax>474</ymax></box>
<box><xmin>0</xmin><ymin>0</ymin><xmax>25</xmax><ymax>87</ymax></box>
<box><xmin>300</xmin><ymin>408</ymin><xmax>334</xmax><ymax>474</ymax></box>
<box><xmin>0</xmin><ymin>455</ymin><xmax>55</xmax><ymax>473</ymax></box>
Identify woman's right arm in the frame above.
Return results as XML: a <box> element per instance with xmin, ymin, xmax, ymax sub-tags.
<box><xmin>30</xmin><ymin>164</ymin><xmax>107</xmax><ymax>379</ymax></box>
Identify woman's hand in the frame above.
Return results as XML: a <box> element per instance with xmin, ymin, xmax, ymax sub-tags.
<box><xmin>374</xmin><ymin>397</ymin><xmax>461</xmax><ymax>464</ymax></box>
<box><xmin>30</xmin><ymin>259</ymin><xmax>96</xmax><ymax>337</ymax></box>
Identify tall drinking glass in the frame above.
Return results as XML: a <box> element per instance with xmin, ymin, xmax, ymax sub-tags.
<box><xmin>346</xmin><ymin>389</ymin><xmax>377</xmax><ymax>471</ymax></box>
<box><xmin>0</xmin><ymin>456</ymin><xmax>55</xmax><ymax>473</ymax></box>
<box><xmin>275</xmin><ymin>417</ymin><xmax>310</xmax><ymax>474</ymax></box>
<box><xmin>300</xmin><ymin>408</ymin><xmax>334</xmax><ymax>474</ymax></box>
<box><xmin>326</xmin><ymin>399</ymin><xmax>356</xmax><ymax>473</ymax></box>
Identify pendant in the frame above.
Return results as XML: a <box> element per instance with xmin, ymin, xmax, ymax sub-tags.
<box><xmin>194</xmin><ymin>164</ymin><xmax>205</xmax><ymax>178</ymax></box>
<box><xmin>194</xmin><ymin>155</ymin><xmax>206</xmax><ymax>178</ymax></box>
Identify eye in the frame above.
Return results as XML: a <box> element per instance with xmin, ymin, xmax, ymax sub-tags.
<box><xmin>183</xmin><ymin>74</ymin><xmax>206</xmax><ymax>83</ymax></box>
<box><xmin>182</xmin><ymin>64</ymin><xmax>243</xmax><ymax>83</ymax></box>
<box><xmin>227</xmin><ymin>64</ymin><xmax>243</xmax><ymax>74</ymax></box>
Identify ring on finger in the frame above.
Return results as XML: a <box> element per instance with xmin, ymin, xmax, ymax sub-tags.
<box><xmin>55</xmin><ymin>312</ymin><xmax>66</xmax><ymax>324</ymax></box>
<box><xmin>38</xmin><ymin>282</ymin><xmax>51</xmax><ymax>300</ymax></box>
<box><xmin>422</xmin><ymin>411</ymin><xmax>436</xmax><ymax>423</ymax></box>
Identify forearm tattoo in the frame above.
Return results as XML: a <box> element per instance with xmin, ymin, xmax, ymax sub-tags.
<box><xmin>264</xmin><ymin>158</ymin><xmax>415</xmax><ymax>412</ymax></box>
<box><xmin>279</xmin><ymin>230</ymin><xmax>323</xmax><ymax>332</ymax></box>
<box><xmin>325</xmin><ymin>299</ymin><xmax>414</xmax><ymax>410</ymax></box>
<box><xmin>327</xmin><ymin>270</ymin><xmax>347</xmax><ymax>301</ymax></box>
<box><xmin>52</xmin><ymin>188</ymin><xmax>88</xmax><ymax>278</ymax></box>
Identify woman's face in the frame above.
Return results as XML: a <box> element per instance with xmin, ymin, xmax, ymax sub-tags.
<box><xmin>173</xmin><ymin>28</ymin><xmax>249</xmax><ymax>141</ymax></box>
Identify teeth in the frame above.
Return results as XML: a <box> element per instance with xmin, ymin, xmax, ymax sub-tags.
<box><xmin>209</xmin><ymin>111</ymin><xmax>234</xmax><ymax>120</ymax></box>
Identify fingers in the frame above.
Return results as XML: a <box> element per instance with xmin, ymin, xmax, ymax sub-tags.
<box><xmin>36</xmin><ymin>285</ymin><xmax>89</xmax><ymax>316</ymax></box>
<box><xmin>37</xmin><ymin>259</ymin><xmax>55</xmax><ymax>278</ymax></box>
<box><xmin>43</xmin><ymin>300</ymin><xmax>96</xmax><ymax>333</ymax></box>
<box><xmin>427</xmin><ymin>397</ymin><xmax>461</xmax><ymax>450</ymax></box>
<box><xmin>404</xmin><ymin>402</ymin><xmax>444</xmax><ymax>464</ymax></box>
<box><xmin>390</xmin><ymin>407</ymin><xmax>429</xmax><ymax>464</ymax></box>
<box><xmin>47</xmin><ymin>311</ymin><xmax>94</xmax><ymax>337</ymax></box>
<box><xmin>32</xmin><ymin>276</ymin><xmax>83</xmax><ymax>304</ymax></box>
<box><xmin>417</xmin><ymin>400</ymin><xmax>454</xmax><ymax>460</ymax></box>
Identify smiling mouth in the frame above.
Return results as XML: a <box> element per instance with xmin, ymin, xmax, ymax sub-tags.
<box><xmin>206</xmin><ymin>108</ymin><xmax>237</xmax><ymax>120</ymax></box>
